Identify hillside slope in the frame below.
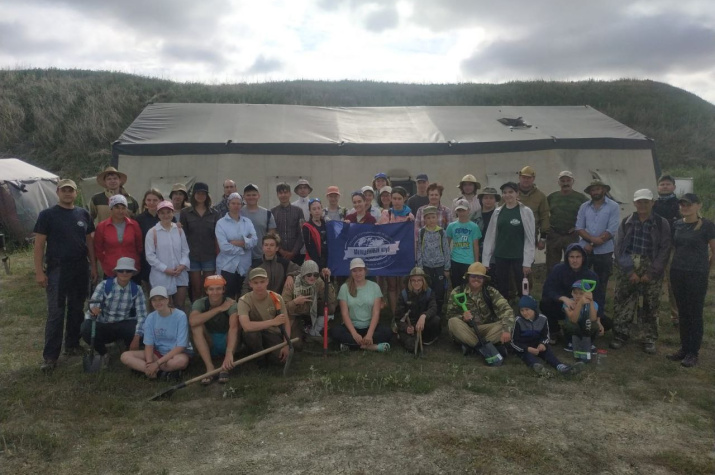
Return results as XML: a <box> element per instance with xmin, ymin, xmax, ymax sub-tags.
<box><xmin>1</xmin><ymin>69</ymin><xmax>713</xmax><ymax>177</ymax></box>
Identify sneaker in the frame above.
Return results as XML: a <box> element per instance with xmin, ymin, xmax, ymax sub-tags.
<box><xmin>422</xmin><ymin>336</ymin><xmax>438</xmax><ymax>346</ymax></box>
<box><xmin>643</xmin><ymin>341</ymin><xmax>656</xmax><ymax>355</ymax></box>
<box><xmin>558</xmin><ymin>361</ymin><xmax>585</xmax><ymax>375</ymax></box>
<box><xmin>563</xmin><ymin>342</ymin><xmax>573</xmax><ymax>352</ymax></box>
<box><xmin>681</xmin><ymin>354</ymin><xmax>698</xmax><ymax>368</ymax></box>
<box><xmin>609</xmin><ymin>338</ymin><xmax>626</xmax><ymax>350</ymax></box>
<box><xmin>666</xmin><ymin>349</ymin><xmax>687</xmax><ymax>361</ymax></box>
<box><xmin>63</xmin><ymin>346</ymin><xmax>83</xmax><ymax>357</ymax></box>
<box><xmin>40</xmin><ymin>359</ymin><xmax>57</xmax><ymax>372</ymax></box>
<box><xmin>339</xmin><ymin>343</ymin><xmax>351</xmax><ymax>352</ymax></box>
<box><xmin>591</xmin><ymin>345</ymin><xmax>597</xmax><ymax>354</ymax></box>
<box><xmin>532</xmin><ymin>363</ymin><xmax>548</xmax><ymax>376</ymax></box>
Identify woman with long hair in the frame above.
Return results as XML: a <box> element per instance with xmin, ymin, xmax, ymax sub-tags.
<box><xmin>344</xmin><ymin>192</ymin><xmax>377</xmax><ymax>224</ymax></box>
<box><xmin>330</xmin><ymin>258</ymin><xmax>391</xmax><ymax>351</ymax></box>
<box><xmin>180</xmin><ymin>182</ymin><xmax>219</xmax><ymax>301</ymax></box>
<box><xmin>302</xmin><ymin>198</ymin><xmax>331</xmax><ymax>279</ymax></box>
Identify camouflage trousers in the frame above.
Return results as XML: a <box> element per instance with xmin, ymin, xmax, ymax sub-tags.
<box><xmin>612</xmin><ymin>255</ymin><xmax>663</xmax><ymax>342</ymax></box>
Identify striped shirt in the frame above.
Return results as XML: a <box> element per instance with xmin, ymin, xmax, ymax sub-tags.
<box><xmin>86</xmin><ymin>279</ymin><xmax>148</xmax><ymax>335</ymax></box>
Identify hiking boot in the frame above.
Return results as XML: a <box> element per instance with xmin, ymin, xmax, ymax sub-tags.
<box><xmin>681</xmin><ymin>354</ymin><xmax>698</xmax><ymax>368</ymax></box>
<box><xmin>422</xmin><ymin>336</ymin><xmax>438</xmax><ymax>346</ymax></box>
<box><xmin>532</xmin><ymin>363</ymin><xmax>548</xmax><ymax>376</ymax></box>
<box><xmin>609</xmin><ymin>338</ymin><xmax>626</xmax><ymax>350</ymax></box>
<box><xmin>666</xmin><ymin>349</ymin><xmax>687</xmax><ymax>362</ymax></box>
<box><xmin>643</xmin><ymin>341</ymin><xmax>656</xmax><ymax>355</ymax></box>
<box><xmin>63</xmin><ymin>346</ymin><xmax>83</xmax><ymax>357</ymax></box>
<box><xmin>563</xmin><ymin>342</ymin><xmax>573</xmax><ymax>352</ymax></box>
<box><xmin>40</xmin><ymin>359</ymin><xmax>57</xmax><ymax>373</ymax></box>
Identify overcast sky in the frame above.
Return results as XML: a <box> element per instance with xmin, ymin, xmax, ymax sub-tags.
<box><xmin>2</xmin><ymin>0</ymin><xmax>714</xmax><ymax>103</ymax></box>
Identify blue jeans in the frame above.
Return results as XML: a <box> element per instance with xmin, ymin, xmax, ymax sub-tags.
<box><xmin>44</xmin><ymin>261</ymin><xmax>89</xmax><ymax>360</ymax></box>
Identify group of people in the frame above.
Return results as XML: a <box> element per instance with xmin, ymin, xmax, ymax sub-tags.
<box><xmin>33</xmin><ymin>166</ymin><xmax>713</xmax><ymax>381</ymax></box>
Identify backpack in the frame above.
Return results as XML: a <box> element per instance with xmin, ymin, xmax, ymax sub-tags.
<box><xmin>103</xmin><ymin>277</ymin><xmax>140</xmax><ymax>318</ymax></box>
<box><xmin>266</xmin><ymin>209</ymin><xmax>273</xmax><ymax>233</ymax></box>
<box><xmin>418</xmin><ymin>227</ymin><xmax>446</xmax><ymax>255</ymax></box>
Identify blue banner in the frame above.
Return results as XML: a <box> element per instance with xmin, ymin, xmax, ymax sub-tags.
<box><xmin>327</xmin><ymin>221</ymin><xmax>415</xmax><ymax>277</ymax></box>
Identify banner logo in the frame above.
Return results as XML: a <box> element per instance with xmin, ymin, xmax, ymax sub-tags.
<box><xmin>344</xmin><ymin>231</ymin><xmax>401</xmax><ymax>270</ymax></box>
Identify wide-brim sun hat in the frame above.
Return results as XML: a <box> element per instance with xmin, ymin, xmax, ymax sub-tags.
<box><xmin>96</xmin><ymin>166</ymin><xmax>127</xmax><ymax>187</ymax></box>
<box><xmin>294</xmin><ymin>179</ymin><xmax>313</xmax><ymax>194</ymax></box>
<box><xmin>458</xmin><ymin>174</ymin><xmax>481</xmax><ymax>190</ymax></box>
<box><xmin>477</xmin><ymin>187</ymin><xmax>501</xmax><ymax>202</ymax></box>
<box><xmin>404</xmin><ymin>266</ymin><xmax>431</xmax><ymax>287</ymax></box>
<box><xmin>464</xmin><ymin>262</ymin><xmax>490</xmax><ymax>280</ymax></box>
<box><xmin>113</xmin><ymin>257</ymin><xmax>137</xmax><ymax>274</ymax></box>
<box><xmin>584</xmin><ymin>179</ymin><xmax>611</xmax><ymax>194</ymax></box>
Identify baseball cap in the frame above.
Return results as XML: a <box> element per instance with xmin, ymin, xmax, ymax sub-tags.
<box><xmin>248</xmin><ymin>267</ymin><xmax>268</xmax><ymax>281</ymax></box>
<box><xmin>558</xmin><ymin>170</ymin><xmax>574</xmax><ymax>179</ymax></box>
<box><xmin>109</xmin><ymin>194</ymin><xmax>128</xmax><ymax>209</ymax></box>
<box><xmin>633</xmin><ymin>189</ymin><xmax>654</xmax><ymax>201</ymax></box>
<box><xmin>454</xmin><ymin>199</ymin><xmax>470</xmax><ymax>211</ymax></box>
<box><xmin>360</xmin><ymin>185</ymin><xmax>374</xmax><ymax>194</ymax></box>
<box><xmin>416</xmin><ymin>174</ymin><xmax>429</xmax><ymax>182</ymax></box>
<box><xmin>57</xmin><ymin>179</ymin><xmax>77</xmax><ymax>190</ymax></box>
<box><xmin>243</xmin><ymin>183</ymin><xmax>259</xmax><ymax>193</ymax></box>
<box><xmin>519</xmin><ymin>166</ymin><xmax>536</xmax><ymax>177</ymax></box>
<box><xmin>193</xmin><ymin>182</ymin><xmax>209</xmax><ymax>193</ymax></box>
<box><xmin>149</xmin><ymin>286</ymin><xmax>169</xmax><ymax>299</ymax></box>
<box><xmin>379</xmin><ymin>186</ymin><xmax>393</xmax><ymax>195</ymax></box>
<box><xmin>422</xmin><ymin>206</ymin><xmax>438</xmax><ymax>216</ymax></box>
<box><xmin>157</xmin><ymin>200</ymin><xmax>174</xmax><ymax>211</ymax></box>
<box><xmin>678</xmin><ymin>193</ymin><xmax>700</xmax><ymax>204</ymax></box>
<box><xmin>374</xmin><ymin>172</ymin><xmax>388</xmax><ymax>180</ymax></box>
<box><xmin>350</xmin><ymin>258</ymin><xmax>366</xmax><ymax>270</ymax></box>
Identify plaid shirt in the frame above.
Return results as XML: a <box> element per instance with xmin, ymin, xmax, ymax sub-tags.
<box><xmin>627</xmin><ymin>217</ymin><xmax>654</xmax><ymax>256</ymax></box>
<box><xmin>86</xmin><ymin>279</ymin><xmax>148</xmax><ymax>335</ymax></box>
<box><xmin>414</xmin><ymin>203</ymin><xmax>454</xmax><ymax>245</ymax></box>
<box><xmin>271</xmin><ymin>203</ymin><xmax>305</xmax><ymax>255</ymax></box>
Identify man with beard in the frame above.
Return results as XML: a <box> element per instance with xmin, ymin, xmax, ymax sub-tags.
<box><xmin>213</xmin><ymin>179</ymin><xmax>237</xmax><ymax>218</ymax></box>
<box><xmin>546</xmin><ymin>171</ymin><xmax>588</xmax><ymax>273</ymax></box>
<box><xmin>575</xmin><ymin>180</ymin><xmax>620</xmax><ymax>320</ymax></box>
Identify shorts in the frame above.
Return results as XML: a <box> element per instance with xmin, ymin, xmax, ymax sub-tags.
<box><xmin>210</xmin><ymin>332</ymin><xmax>228</xmax><ymax>357</ymax></box>
<box><xmin>189</xmin><ymin>259</ymin><xmax>216</xmax><ymax>272</ymax></box>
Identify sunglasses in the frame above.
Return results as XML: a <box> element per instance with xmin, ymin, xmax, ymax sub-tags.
<box><xmin>116</xmin><ymin>269</ymin><xmax>134</xmax><ymax>274</ymax></box>
<box><xmin>309</xmin><ymin>198</ymin><xmax>321</xmax><ymax>205</ymax></box>
<box><xmin>304</xmin><ymin>272</ymin><xmax>320</xmax><ymax>278</ymax></box>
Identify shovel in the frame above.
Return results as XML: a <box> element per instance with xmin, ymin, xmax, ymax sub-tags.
<box><xmin>323</xmin><ymin>276</ymin><xmax>330</xmax><ymax>358</ymax></box>
<box><xmin>572</xmin><ymin>280</ymin><xmax>596</xmax><ymax>362</ymax></box>
<box><xmin>269</xmin><ymin>291</ymin><xmax>294</xmax><ymax>377</ymax></box>
<box><xmin>453</xmin><ymin>292</ymin><xmax>504</xmax><ymax>366</ymax></box>
<box><xmin>83</xmin><ymin>300</ymin><xmax>103</xmax><ymax>373</ymax></box>
<box><xmin>414</xmin><ymin>329</ymin><xmax>423</xmax><ymax>358</ymax></box>
<box><xmin>149</xmin><ymin>338</ymin><xmax>299</xmax><ymax>401</ymax></box>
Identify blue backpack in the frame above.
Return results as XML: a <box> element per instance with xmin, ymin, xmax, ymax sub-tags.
<box><xmin>103</xmin><ymin>278</ymin><xmax>140</xmax><ymax>318</ymax></box>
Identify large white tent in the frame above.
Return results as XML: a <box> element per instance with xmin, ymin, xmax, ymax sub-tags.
<box><xmin>112</xmin><ymin>104</ymin><xmax>658</xmax><ymax>213</ymax></box>
<box><xmin>0</xmin><ymin>158</ymin><xmax>59</xmax><ymax>241</ymax></box>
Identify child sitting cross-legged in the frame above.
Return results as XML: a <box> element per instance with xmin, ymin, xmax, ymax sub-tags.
<box><xmin>511</xmin><ymin>295</ymin><xmax>584</xmax><ymax>376</ymax></box>
<box><xmin>562</xmin><ymin>280</ymin><xmax>603</xmax><ymax>353</ymax></box>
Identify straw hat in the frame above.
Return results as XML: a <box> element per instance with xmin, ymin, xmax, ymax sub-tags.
<box><xmin>96</xmin><ymin>166</ymin><xmax>127</xmax><ymax>187</ymax></box>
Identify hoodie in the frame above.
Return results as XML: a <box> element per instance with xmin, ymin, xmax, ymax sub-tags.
<box><xmin>541</xmin><ymin>243</ymin><xmax>603</xmax><ymax>314</ymax></box>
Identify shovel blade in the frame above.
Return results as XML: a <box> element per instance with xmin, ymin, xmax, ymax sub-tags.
<box><xmin>478</xmin><ymin>343</ymin><xmax>504</xmax><ymax>366</ymax></box>
<box><xmin>148</xmin><ymin>382</ymin><xmax>186</xmax><ymax>401</ymax></box>
<box><xmin>83</xmin><ymin>353</ymin><xmax>102</xmax><ymax>373</ymax></box>
<box><xmin>282</xmin><ymin>348</ymin><xmax>294</xmax><ymax>377</ymax></box>
<box><xmin>572</xmin><ymin>335</ymin><xmax>592</xmax><ymax>362</ymax></box>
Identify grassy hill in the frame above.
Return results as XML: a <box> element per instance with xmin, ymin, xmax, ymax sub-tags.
<box><xmin>1</xmin><ymin>68</ymin><xmax>714</xmax><ymax>178</ymax></box>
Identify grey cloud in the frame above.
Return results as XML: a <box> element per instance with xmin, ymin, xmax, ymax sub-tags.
<box><xmin>0</xmin><ymin>21</ymin><xmax>70</xmax><ymax>55</ymax></box>
<box><xmin>246</xmin><ymin>55</ymin><xmax>284</xmax><ymax>74</ymax></box>
<box><xmin>461</xmin><ymin>13</ymin><xmax>715</xmax><ymax>78</ymax></box>
<box><xmin>161</xmin><ymin>42</ymin><xmax>225</xmax><ymax>66</ymax></box>
<box><xmin>363</xmin><ymin>5</ymin><xmax>399</xmax><ymax>32</ymax></box>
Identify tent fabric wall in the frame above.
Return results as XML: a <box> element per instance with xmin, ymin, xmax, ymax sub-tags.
<box><xmin>0</xmin><ymin>158</ymin><xmax>59</xmax><ymax>241</ymax></box>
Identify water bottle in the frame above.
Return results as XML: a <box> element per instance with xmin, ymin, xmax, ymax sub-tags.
<box><xmin>596</xmin><ymin>349</ymin><xmax>607</xmax><ymax>368</ymax></box>
<box><xmin>522</xmin><ymin>277</ymin><xmax>529</xmax><ymax>296</ymax></box>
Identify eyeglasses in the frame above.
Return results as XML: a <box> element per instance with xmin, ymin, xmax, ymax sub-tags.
<box><xmin>469</xmin><ymin>275</ymin><xmax>485</xmax><ymax>280</ymax></box>
<box><xmin>116</xmin><ymin>270</ymin><xmax>134</xmax><ymax>274</ymax></box>
<box><xmin>309</xmin><ymin>198</ymin><xmax>321</xmax><ymax>205</ymax></box>
<box><xmin>304</xmin><ymin>272</ymin><xmax>320</xmax><ymax>278</ymax></box>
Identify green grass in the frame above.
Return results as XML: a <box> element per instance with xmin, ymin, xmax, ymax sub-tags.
<box><xmin>1</xmin><ymin>250</ymin><xmax>715</xmax><ymax>473</ymax></box>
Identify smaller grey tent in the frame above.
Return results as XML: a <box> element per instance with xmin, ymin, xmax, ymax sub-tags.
<box><xmin>0</xmin><ymin>158</ymin><xmax>59</xmax><ymax>241</ymax></box>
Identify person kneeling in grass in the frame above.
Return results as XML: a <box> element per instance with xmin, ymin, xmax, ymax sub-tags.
<box><xmin>120</xmin><ymin>286</ymin><xmax>190</xmax><ymax>379</ymax></box>
<box><xmin>511</xmin><ymin>295</ymin><xmax>583</xmax><ymax>376</ymax></box>
<box><xmin>330</xmin><ymin>258</ymin><xmax>392</xmax><ymax>352</ymax></box>
<box><xmin>395</xmin><ymin>267</ymin><xmax>441</xmax><ymax>351</ymax></box>
<box><xmin>237</xmin><ymin>268</ymin><xmax>293</xmax><ymax>365</ymax></box>
<box><xmin>189</xmin><ymin>275</ymin><xmax>240</xmax><ymax>386</ymax></box>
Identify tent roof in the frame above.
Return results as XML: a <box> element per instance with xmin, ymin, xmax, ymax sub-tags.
<box><xmin>113</xmin><ymin>104</ymin><xmax>654</xmax><ymax>157</ymax></box>
<box><xmin>0</xmin><ymin>158</ymin><xmax>59</xmax><ymax>183</ymax></box>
